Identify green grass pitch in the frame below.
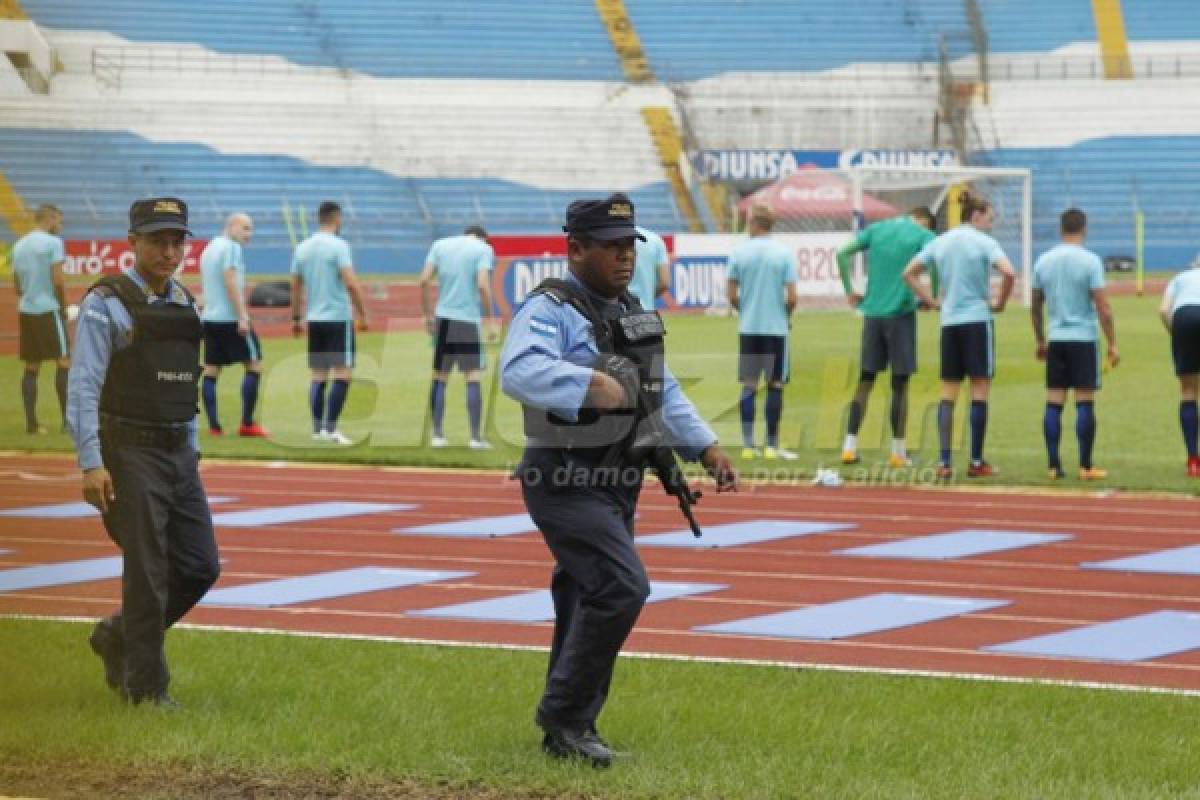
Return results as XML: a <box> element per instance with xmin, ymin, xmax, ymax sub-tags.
<box><xmin>2</xmin><ymin>294</ymin><xmax>1195</xmax><ymax>495</ymax></box>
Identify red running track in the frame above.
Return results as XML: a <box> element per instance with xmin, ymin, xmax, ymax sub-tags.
<box><xmin>2</xmin><ymin>454</ymin><xmax>1200</xmax><ymax>692</ymax></box>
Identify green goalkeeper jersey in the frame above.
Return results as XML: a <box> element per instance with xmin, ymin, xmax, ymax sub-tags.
<box><xmin>837</xmin><ymin>216</ymin><xmax>935</xmax><ymax>318</ymax></box>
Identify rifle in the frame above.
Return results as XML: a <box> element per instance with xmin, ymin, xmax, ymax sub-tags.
<box><xmin>596</xmin><ymin>353</ymin><xmax>705</xmax><ymax>538</ymax></box>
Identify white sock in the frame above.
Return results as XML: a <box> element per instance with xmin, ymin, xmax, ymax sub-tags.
<box><xmin>892</xmin><ymin>439</ymin><xmax>907</xmax><ymax>458</ymax></box>
<box><xmin>843</xmin><ymin>433</ymin><xmax>858</xmax><ymax>452</ymax></box>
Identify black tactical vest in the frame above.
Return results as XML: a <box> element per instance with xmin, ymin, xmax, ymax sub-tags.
<box><xmin>93</xmin><ymin>274</ymin><xmax>202</xmax><ymax>424</ymax></box>
<box><xmin>521</xmin><ymin>278</ymin><xmax>666</xmax><ymax>461</ymax></box>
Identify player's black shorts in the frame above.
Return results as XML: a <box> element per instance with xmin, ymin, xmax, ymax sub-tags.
<box><xmin>432</xmin><ymin>317</ymin><xmax>482</xmax><ymax>373</ymax></box>
<box><xmin>940</xmin><ymin>320</ymin><xmax>994</xmax><ymax>381</ymax></box>
<box><xmin>18</xmin><ymin>310</ymin><xmax>69</xmax><ymax>362</ymax></box>
<box><xmin>1171</xmin><ymin>304</ymin><xmax>1200</xmax><ymax>376</ymax></box>
<box><xmin>202</xmin><ymin>321</ymin><xmax>262</xmax><ymax>366</ymax></box>
<box><xmin>861</xmin><ymin>312</ymin><xmax>917</xmax><ymax>376</ymax></box>
<box><xmin>1046</xmin><ymin>340</ymin><xmax>1100</xmax><ymax>390</ymax></box>
<box><xmin>307</xmin><ymin>320</ymin><xmax>356</xmax><ymax>370</ymax></box>
<box><xmin>738</xmin><ymin>334</ymin><xmax>790</xmax><ymax>383</ymax></box>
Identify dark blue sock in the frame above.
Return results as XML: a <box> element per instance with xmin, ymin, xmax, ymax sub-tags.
<box><xmin>969</xmin><ymin>401</ymin><xmax>988</xmax><ymax>464</ymax></box>
<box><xmin>1182</xmin><ymin>401</ymin><xmax>1199</xmax><ymax>458</ymax></box>
<box><xmin>739</xmin><ymin>387</ymin><xmax>756</xmax><ymax>447</ymax></box>
<box><xmin>201</xmin><ymin>375</ymin><xmax>219</xmax><ymax>431</ymax></box>
<box><xmin>310</xmin><ymin>381</ymin><xmax>327</xmax><ymax>433</ymax></box>
<box><xmin>1043</xmin><ymin>402</ymin><xmax>1063</xmax><ymax>470</ymax></box>
<box><xmin>466</xmin><ymin>381</ymin><xmax>482</xmax><ymax>440</ymax></box>
<box><xmin>430</xmin><ymin>379</ymin><xmax>447</xmax><ymax>437</ymax></box>
<box><xmin>765</xmin><ymin>387</ymin><xmax>783</xmax><ymax>448</ymax></box>
<box><xmin>55</xmin><ymin>366</ymin><xmax>68</xmax><ymax>421</ymax></box>
<box><xmin>240</xmin><ymin>371</ymin><xmax>260</xmax><ymax>427</ymax></box>
<box><xmin>21</xmin><ymin>371</ymin><xmax>37</xmax><ymax>430</ymax></box>
<box><xmin>937</xmin><ymin>399</ymin><xmax>954</xmax><ymax>465</ymax></box>
<box><xmin>326</xmin><ymin>379</ymin><xmax>349</xmax><ymax>431</ymax></box>
<box><xmin>1076</xmin><ymin>401</ymin><xmax>1096</xmax><ymax>469</ymax></box>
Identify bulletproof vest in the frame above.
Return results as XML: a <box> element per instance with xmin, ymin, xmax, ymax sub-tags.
<box><xmin>93</xmin><ymin>274</ymin><xmax>202</xmax><ymax>424</ymax></box>
<box><xmin>522</xmin><ymin>278</ymin><xmax>665</xmax><ymax>460</ymax></box>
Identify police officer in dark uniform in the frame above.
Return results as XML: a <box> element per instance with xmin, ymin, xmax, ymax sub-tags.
<box><xmin>499</xmin><ymin>194</ymin><xmax>737</xmax><ymax>766</ymax></box>
<box><xmin>66</xmin><ymin>197</ymin><xmax>220</xmax><ymax>708</ymax></box>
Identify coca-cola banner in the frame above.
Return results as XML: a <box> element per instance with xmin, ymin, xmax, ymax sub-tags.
<box><xmin>62</xmin><ymin>239</ymin><xmax>207</xmax><ymax>276</ymax></box>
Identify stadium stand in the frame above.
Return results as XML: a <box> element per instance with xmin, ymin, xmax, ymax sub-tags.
<box><xmin>0</xmin><ymin>127</ymin><xmax>682</xmax><ymax>271</ymax></box>
<box><xmin>16</xmin><ymin>0</ymin><xmax>624</xmax><ymax>80</ymax></box>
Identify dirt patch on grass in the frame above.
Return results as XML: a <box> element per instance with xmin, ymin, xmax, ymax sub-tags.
<box><xmin>0</xmin><ymin>757</ymin><xmax>596</xmax><ymax>800</ymax></box>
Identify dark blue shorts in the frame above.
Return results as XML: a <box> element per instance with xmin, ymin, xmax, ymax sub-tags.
<box><xmin>1046</xmin><ymin>340</ymin><xmax>1100</xmax><ymax>390</ymax></box>
<box><xmin>738</xmin><ymin>334</ymin><xmax>790</xmax><ymax>384</ymax></box>
<box><xmin>18</xmin><ymin>310</ymin><xmax>69</xmax><ymax>362</ymax></box>
<box><xmin>1172</xmin><ymin>304</ymin><xmax>1200</xmax><ymax>376</ymax></box>
<box><xmin>432</xmin><ymin>317</ymin><xmax>482</xmax><ymax>373</ymax></box>
<box><xmin>202</xmin><ymin>321</ymin><xmax>262</xmax><ymax>366</ymax></box>
<box><xmin>307</xmin><ymin>320</ymin><xmax>356</xmax><ymax>370</ymax></box>
<box><xmin>940</xmin><ymin>321</ymin><xmax>994</xmax><ymax>381</ymax></box>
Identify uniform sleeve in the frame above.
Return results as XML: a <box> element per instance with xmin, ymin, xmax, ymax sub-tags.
<box><xmin>660</xmin><ymin>365</ymin><xmax>717</xmax><ymax>461</ymax></box>
<box><xmin>727</xmin><ymin>251</ymin><xmax>741</xmax><ymax>284</ymax></box>
<box><xmin>339</xmin><ymin>240</ymin><xmax>353</xmax><ymax>268</ymax></box>
<box><xmin>424</xmin><ymin>240</ymin><xmax>440</xmax><ymax>268</ymax></box>
<box><xmin>66</xmin><ymin>293</ymin><xmax>115</xmax><ymax>471</ymax></box>
<box><xmin>915</xmin><ymin>238</ymin><xmax>938</xmax><ymax>267</ymax></box>
<box><xmin>477</xmin><ymin>243</ymin><xmax>495</xmax><ymax>272</ymax></box>
<box><xmin>51</xmin><ymin>235</ymin><xmax>65</xmax><ymax>264</ymax></box>
<box><xmin>988</xmin><ymin>238</ymin><xmax>1008</xmax><ymax>267</ymax></box>
<box><xmin>1031</xmin><ymin>256</ymin><xmax>1044</xmax><ymax>291</ymax></box>
<box><xmin>654</xmin><ymin>234</ymin><xmax>668</xmax><ymax>266</ymax></box>
<box><xmin>783</xmin><ymin>249</ymin><xmax>798</xmax><ymax>285</ymax></box>
<box><xmin>1165</xmin><ymin>275</ymin><xmax>1179</xmax><ymax>308</ymax></box>
<box><xmin>230</xmin><ymin>241</ymin><xmax>245</xmax><ymax>271</ymax></box>
<box><xmin>1089</xmin><ymin>256</ymin><xmax>1106</xmax><ymax>289</ymax></box>
<box><xmin>499</xmin><ymin>296</ymin><xmax>593</xmax><ymax>420</ymax></box>
<box><xmin>289</xmin><ymin>248</ymin><xmax>300</xmax><ymax>275</ymax></box>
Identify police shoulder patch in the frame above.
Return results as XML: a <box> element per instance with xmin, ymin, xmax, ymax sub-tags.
<box><xmin>528</xmin><ymin>315</ymin><xmax>558</xmax><ymax>339</ymax></box>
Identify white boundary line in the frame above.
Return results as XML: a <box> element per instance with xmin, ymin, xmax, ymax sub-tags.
<box><xmin>7</xmin><ymin>612</ymin><xmax>1200</xmax><ymax>699</ymax></box>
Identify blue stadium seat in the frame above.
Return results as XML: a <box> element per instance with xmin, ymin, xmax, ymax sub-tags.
<box><xmin>0</xmin><ymin>129</ymin><xmax>678</xmax><ymax>272</ymax></box>
<box><xmin>984</xmin><ymin>136</ymin><xmax>1200</xmax><ymax>267</ymax></box>
<box><xmin>19</xmin><ymin>0</ymin><xmax>624</xmax><ymax>80</ymax></box>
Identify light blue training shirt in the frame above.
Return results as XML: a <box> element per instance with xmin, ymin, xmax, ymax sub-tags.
<box><xmin>291</xmin><ymin>231</ymin><xmax>353</xmax><ymax>322</ymax></box>
<box><xmin>500</xmin><ymin>272</ymin><xmax>716</xmax><ymax>460</ymax></box>
<box><xmin>13</xmin><ymin>229</ymin><xmax>65</xmax><ymax>314</ymax></box>
<box><xmin>630</xmin><ymin>226</ymin><xmax>668</xmax><ymax>310</ymax></box>
<box><xmin>199</xmin><ymin>235</ymin><xmax>246</xmax><ymax>322</ymax></box>
<box><xmin>1165</xmin><ymin>267</ymin><xmax>1200</xmax><ymax>315</ymax></box>
<box><xmin>916</xmin><ymin>224</ymin><xmax>1009</xmax><ymax>327</ymax></box>
<box><xmin>727</xmin><ymin>235</ymin><xmax>797</xmax><ymax>336</ymax></box>
<box><xmin>426</xmin><ymin>234</ymin><xmax>495</xmax><ymax>323</ymax></box>
<box><xmin>1033</xmin><ymin>243</ymin><xmax>1105</xmax><ymax>342</ymax></box>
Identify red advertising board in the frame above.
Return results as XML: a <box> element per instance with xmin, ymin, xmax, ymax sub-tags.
<box><xmin>62</xmin><ymin>239</ymin><xmax>207</xmax><ymax>276</ymax></box>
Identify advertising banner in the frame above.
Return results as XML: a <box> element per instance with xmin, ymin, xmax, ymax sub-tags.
<box><xmin>672</xmin><ymin>232</ymin><xmax>853</xmax><ymax>307</ymax></box>
<box><xmin>697</xmin><ymin>149</ymin><xmax>958</xmax><ymax>181</ymax></box>
<box><xmin>62</xmin><ymin>239</ymin><xmax>207</xmax><ymax>276</ymax></box>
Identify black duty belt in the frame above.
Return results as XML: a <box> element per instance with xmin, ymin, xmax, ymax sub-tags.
<box><xmin>100</xmin><ymin>415</ymin><xmax>190</xmax><ymax>451</ymax></box>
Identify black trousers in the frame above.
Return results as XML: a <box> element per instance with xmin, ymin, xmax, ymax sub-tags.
<box><xmin>519</xmin><ymin>449</ymin><xmax>650</xmax><ymax>730</ymax></box>
<box><xmin>99</xmin><ymin>438</ymin><xmax>220</xmax><ymax>696</ymax></box>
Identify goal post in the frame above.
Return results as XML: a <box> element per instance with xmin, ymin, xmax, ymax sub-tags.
<box><xmin>746</xmin><ymin>164</ymin><xmax>1035</xmax><ymax>307</ymax></box>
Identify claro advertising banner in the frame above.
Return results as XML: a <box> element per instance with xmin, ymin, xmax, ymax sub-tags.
<box><xmin>62</xmin><ymin>239</ymin><xmax>207</xmax><ymax>276</ymax></box>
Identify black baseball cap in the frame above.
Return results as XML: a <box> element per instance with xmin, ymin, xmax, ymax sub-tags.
<box><xmin>563</xmin><ymin>193</ymin><xmax>646</xmax><ymax>242</ymax></box>
<box><xmin>128</xmin><ymin>197</ymin><xmax>191</xmax><ymax>235</ymax></box>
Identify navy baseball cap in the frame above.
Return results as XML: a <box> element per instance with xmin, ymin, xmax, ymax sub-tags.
<box><xmin>563</xmin><ymin>193</ymin><xmax>646</xmax><ymax>242</ymax></box>
<box><xmin>128</xmin><ymin>197</ymin><xmax>191</xmax><ymax>235</ymax></box>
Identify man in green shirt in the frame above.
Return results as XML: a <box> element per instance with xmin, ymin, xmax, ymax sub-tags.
<box><xmin>836</xmin><ymin>208</ymin><xmax>936</xmax><ymax>467</ymax></box>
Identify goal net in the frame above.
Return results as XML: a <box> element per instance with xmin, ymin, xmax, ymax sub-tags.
<box><xmin>734</xmin><ymin>165</ymin><xmax>1034</xmax><ymax>306</ymax></box>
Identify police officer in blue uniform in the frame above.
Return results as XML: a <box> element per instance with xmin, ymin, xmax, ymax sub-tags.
<box><xmin>500</xmin><ymin>193</ymin><xmax>737</xmax><ymax>766</ymax></box>
<box><xmin>66</xmin><ymin>197</ymin><xmax>220</xmax><ymax>708</ymax></box>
